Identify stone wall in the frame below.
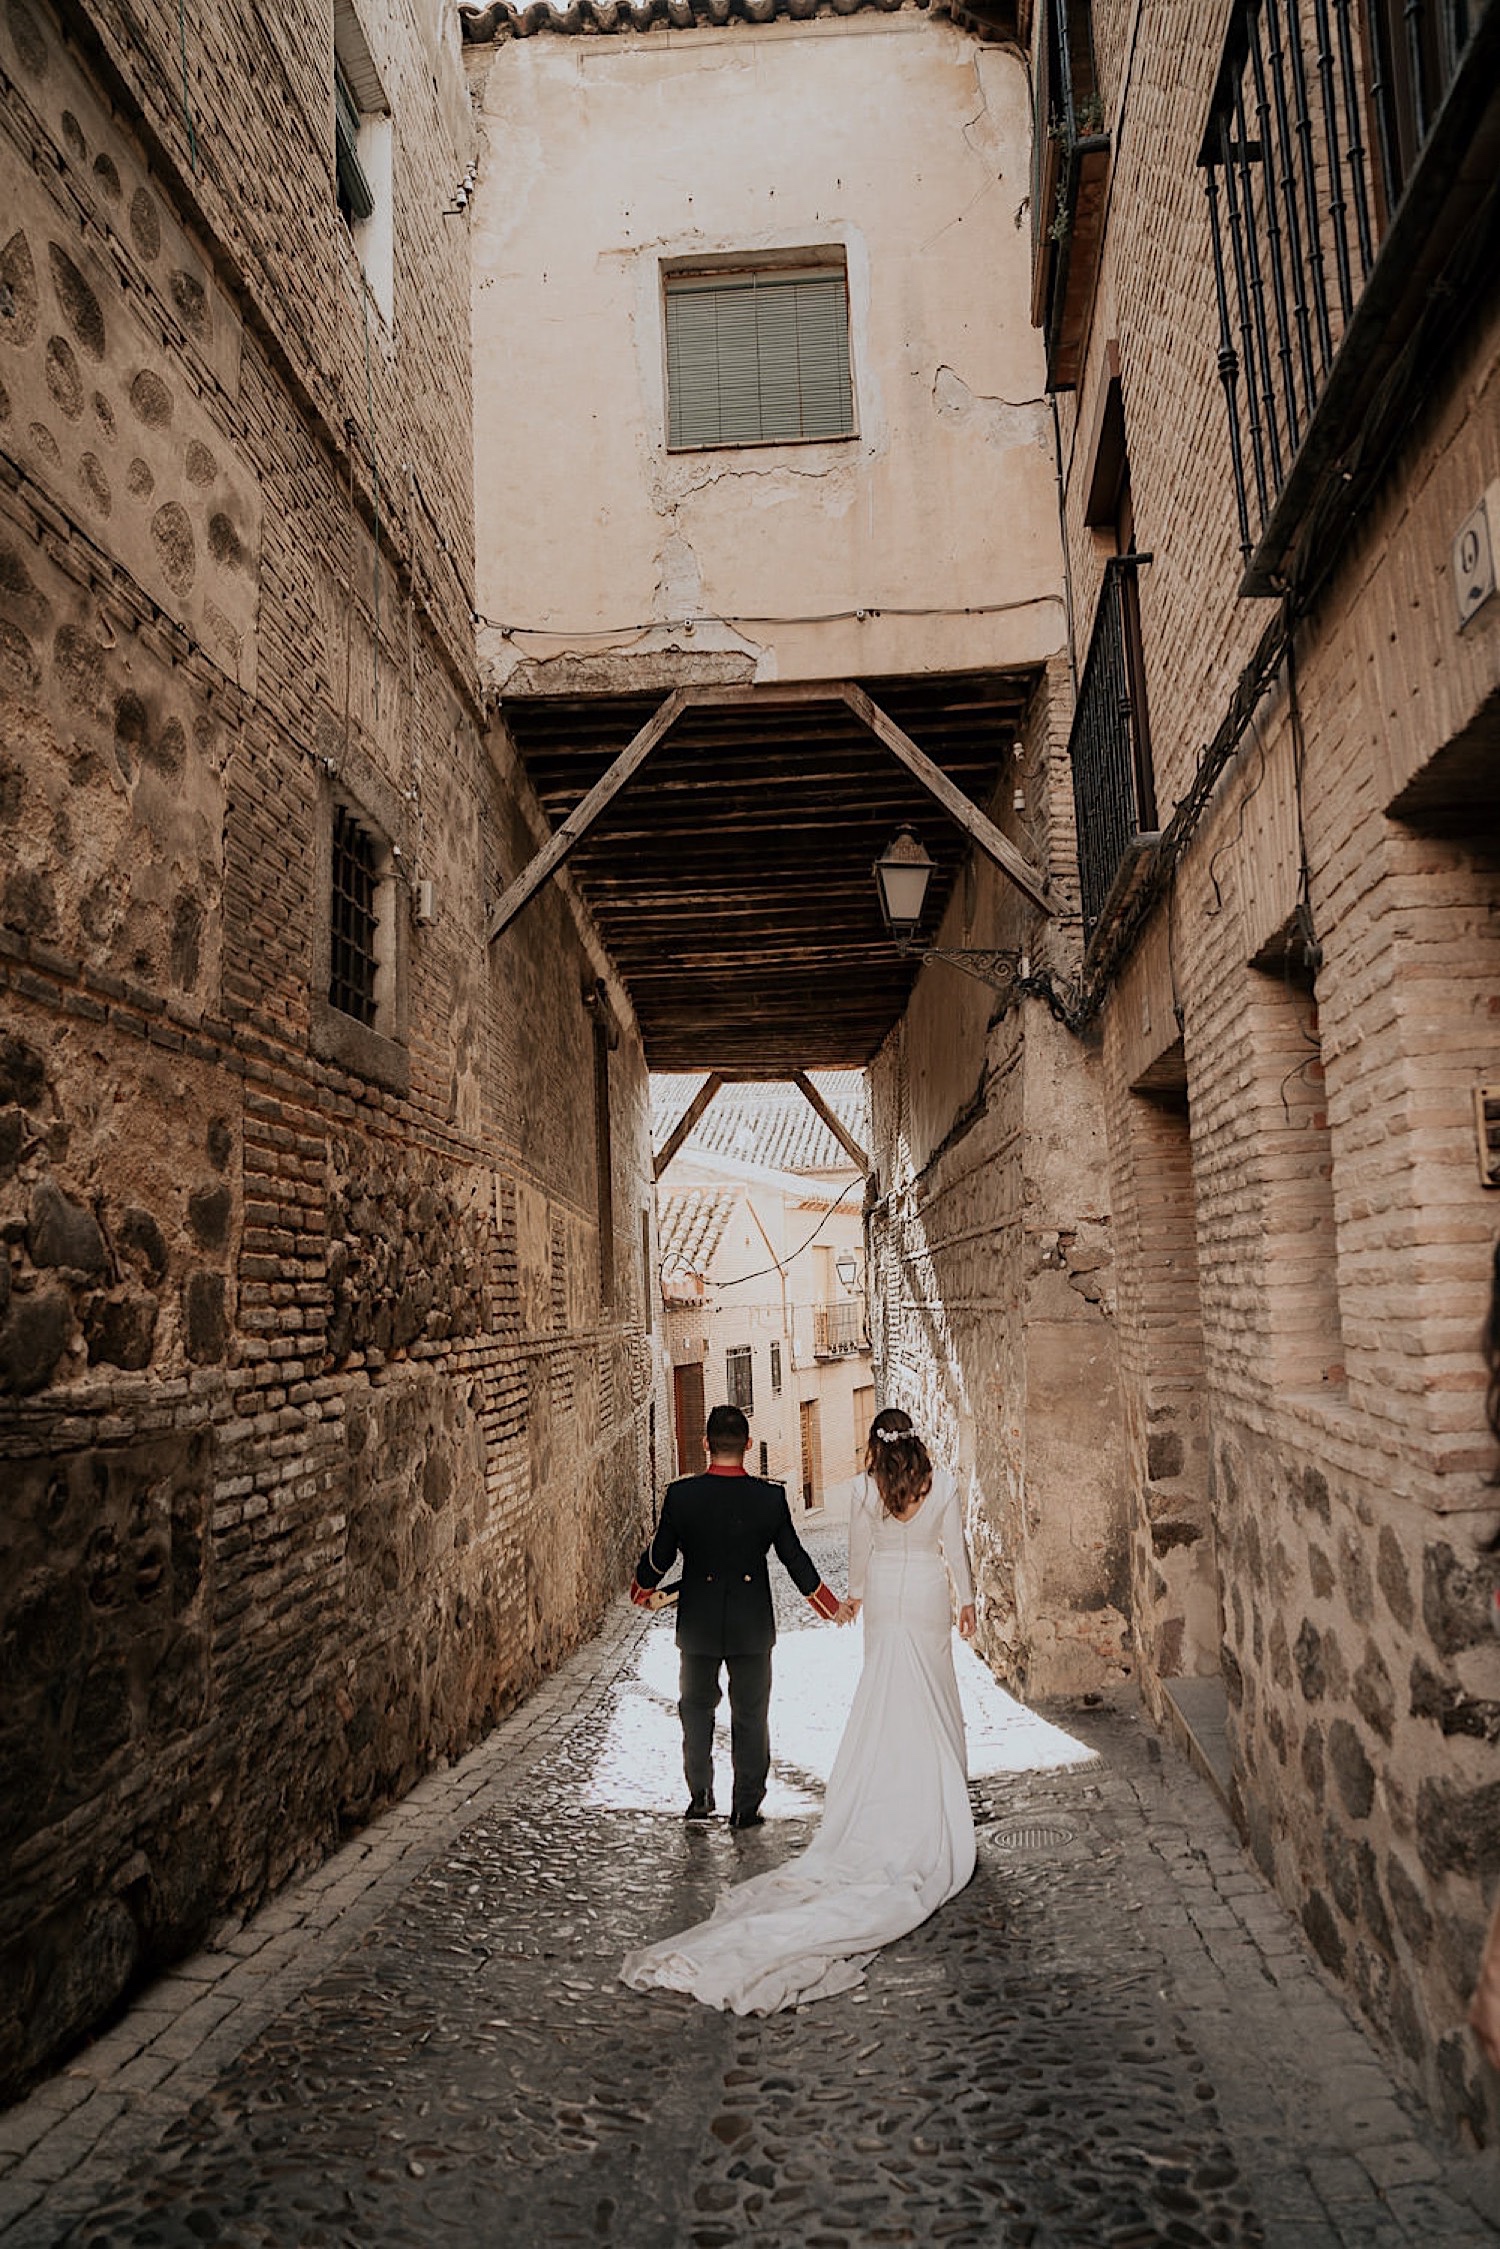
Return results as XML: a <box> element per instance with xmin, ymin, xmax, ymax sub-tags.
<box><xmin>1054</xmin><ymin>0</ymin><xmax>1500</xmax><ymax>2148</ymax></box>
<box><xmin>867</xmin><ymin>661</ymin><xmax>1134</xmax><ymax>1699</ymax></box>
<box><xmin>0</xmin><ymin>0</ymin><xmax>654</xmax><ymax>2100</ymax></box>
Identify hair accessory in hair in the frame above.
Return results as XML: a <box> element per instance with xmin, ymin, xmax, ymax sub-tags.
<box><xmin>874</xmin><ymin>1427</ymin><xmax>907</xmax><ymax>1445</ymax></box>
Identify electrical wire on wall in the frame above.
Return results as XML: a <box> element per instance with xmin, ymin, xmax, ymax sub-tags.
<box><xmin>361</xmin><ymin>292</ymin><xmax>382</xmax><ymax>720</ymax></box>
<box><xmin>663</xmin><ymin>1173</ymin><xmax>865</xmax><ymax>1294</ymax></box>
<box><xmin>473</xmin><ymin>593</ymin><xmax>1065</xmax><ymax>640</ymax></box>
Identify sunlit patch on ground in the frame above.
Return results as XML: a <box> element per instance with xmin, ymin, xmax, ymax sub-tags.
<box><xmin>581</xmin><ymin>1592</ymin><xmax>1095</xmax><ymax>1817</ymax></box>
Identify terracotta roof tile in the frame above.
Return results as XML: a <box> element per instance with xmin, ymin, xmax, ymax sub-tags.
<box><xmin>461</xmin><ymin>0</ymin><xmax>1017</xmax><ymax>41</ymax></box>
<box><xmin>658</xmin><ymin>1185</ymin><xmax>740</xmax><ymax>1275</ymax></box>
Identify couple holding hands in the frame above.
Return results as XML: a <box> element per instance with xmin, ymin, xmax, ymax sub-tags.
<box><xmin>622</xmin><ymin>1400</ymin><xmax>977</xmax><ymax>2016</ymax></box>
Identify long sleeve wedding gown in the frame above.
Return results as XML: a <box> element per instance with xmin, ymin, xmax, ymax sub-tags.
<box><xmin>620</xmin><ymin>1468</ymin><xmax>976</xmax><ymax>2015</ymax></box>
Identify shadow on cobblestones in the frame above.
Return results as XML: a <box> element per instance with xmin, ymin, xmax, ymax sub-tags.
<box><xmin>62</xmin><ymin>1767</ymin><xmax>1260</xmax><ymax>2249</ymax></box>
<box><xmin>13</xmin><ymin>1535</ymin><xmax>1495</xmax><ymax>2249</ymax></box>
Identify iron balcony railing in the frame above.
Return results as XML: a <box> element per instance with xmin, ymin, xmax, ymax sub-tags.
<box><xmin>1202</xmin><ymin>0</ymin><xmax>1495</xmax><ymax>590</ymax></box>
<box><xmin>1030</xmin><ymin>0</ymin><xmax>1110</xmax><ymax>390</ymax></box>
<box><xmin>812</xmin><ymin>1301</ymin><xmax>865</xmax><ymax>1358</ymax></box>
<box><xmin>1069</xmin><ymin>555</ymin><xmax>1158</xmax><ymax>946</ymax></box>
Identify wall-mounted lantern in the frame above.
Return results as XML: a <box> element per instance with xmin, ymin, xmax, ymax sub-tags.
<box><xmin>873</xmin><ymin>826</ymin><xmax>1030</xmax><ymax>1000</ymax></box>
<box><xmin>873</xmin><ymin>826</ymin><xmax>936</xmax><ymax>952</ymax></box>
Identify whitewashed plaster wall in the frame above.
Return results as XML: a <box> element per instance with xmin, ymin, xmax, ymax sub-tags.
<box><xmin>466</xmin><ymin>11</ymin><xmax>1064</xmax><ymax>689</ymax></box>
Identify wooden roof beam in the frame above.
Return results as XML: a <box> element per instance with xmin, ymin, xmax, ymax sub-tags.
<box><xmin>489</xmin><ymin>678</ymin><xmax>1049</xmax><ymax>945</ymax></box>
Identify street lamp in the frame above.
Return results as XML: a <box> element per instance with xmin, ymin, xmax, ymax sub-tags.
<box><xmin>835</xmin><ymin>1252</ymin><xmax>859</xmax><ymax>1292</ymax></box>
<box><xmin>873</xmin><ymin>826</ymin><xmax>1030</xmax><ymax>1000</ymax></box>
<box><xmin>872</xmin><ymin>826</ymin><xmax>936</xmax><ymax>951</ymax></box>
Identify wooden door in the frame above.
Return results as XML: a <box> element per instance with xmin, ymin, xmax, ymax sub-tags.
<box><xmin>673</xmin><ymin>1361</ymin><xmax>705</xmax><ymax>1477</ymax></box>
<box><xmin>852</xmin><ymin>1385</ymin><xmax>875</xmax><ymax>1471</ymax></box>
<box><xmin>799</xmin><ymin>1398</ymin><xmax>822</xmax><ymax>1511</ymax></box>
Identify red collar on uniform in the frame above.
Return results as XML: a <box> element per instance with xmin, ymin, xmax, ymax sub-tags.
<box><xmin>707</xmin><ymin>1463</ymin><xmax>748</xmax><ymax>1477</ymax></box>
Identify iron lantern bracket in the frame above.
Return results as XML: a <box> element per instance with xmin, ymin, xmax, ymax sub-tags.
<box><xmin>897</xmin><ymin>945</ymin><xmax>1027</xmax><ymax>997</ymax></box>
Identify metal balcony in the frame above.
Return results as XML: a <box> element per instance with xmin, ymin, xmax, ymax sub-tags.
<box><xmin>1030</xmin><ymin>0</ymin><xmax>1110</xmax><ymax>391</ymax></box>
<box><xmin>1068</xmin><ymin>555</ymin><xmax>1158</xmax><ymax>949</ymax></box>
<box><xmin>812</xmin><ymin>1301</ymin><xmax>866</xmax><ymax>1358</ymax></box>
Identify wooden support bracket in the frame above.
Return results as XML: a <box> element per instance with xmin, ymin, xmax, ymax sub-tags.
<box><xmin>488</xmin><ymin>689</ymin><xmax>690</xmax><ymax>943</ymax></box>
<box><xmin>652</xmin><ymin>1072</ymin><xmax>725</xmax><ymax>1181</ymax></box>
<box><xmin>839</xmin><ymin>682</ymin><xmax>1051</xmax><ymax>917</ymax></box>
<box><xmin>487</xmin><ymin>677</ymin><xmax>1050</xmax><ymax>946</ymax></box>
<box><xmin>791</xmin><ymin>1071</ymin><xmax>868</xmax><ymax>1172</ymax></box>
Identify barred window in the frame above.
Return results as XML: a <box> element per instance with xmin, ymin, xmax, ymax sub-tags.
<box><xmin>329</xmin><ymin>804</ymin><xmax>380</xmax><ymax>1026</ymax></box>
<box><xmin>769</xmin><ymin>1340</ymin><xmax>783</xmax><ymax>1396</ymax></box>
<box><xmin>665</xmin><ymin>265</ymin><xmax>855</xmax><ymax>450</ymax></box>
<box><xmin>725</xmin><ymin>1345</ymin><xmax>754</xmax><ymax>1413</ymax></box>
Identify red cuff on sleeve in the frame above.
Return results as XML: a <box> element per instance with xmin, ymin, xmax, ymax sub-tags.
<box><xmin>807</xmin><ymin>1582</ymin><xmax>840</xmax><ymax>1620</ymax></box>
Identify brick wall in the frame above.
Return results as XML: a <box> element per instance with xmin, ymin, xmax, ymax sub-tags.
<box><xmin>1057</xmin><ymin>0</ymin><xmax>1500</xmax><ymax>2146</ymax></box>
<box><xmin>0</xmin><ymin>0</ymin><xmax>654</xmax><ymax>2099</ymax></box>
<box><xmin>867</xmin><ymin>659</ymin><xmax>1134</xmax><ymax>1698</ymax></box>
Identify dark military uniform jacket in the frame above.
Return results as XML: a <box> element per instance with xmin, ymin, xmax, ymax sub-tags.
<box><xmin>631</xmin><ymin>1466</ymin><xmax>837</xmax><ymax>1655</ymax></box>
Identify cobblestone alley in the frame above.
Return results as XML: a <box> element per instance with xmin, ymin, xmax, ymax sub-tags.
<box><xmin>2</xmin><ymin>1533</ymin><xmax>1497</xmax><ymax>2249</ymax></box>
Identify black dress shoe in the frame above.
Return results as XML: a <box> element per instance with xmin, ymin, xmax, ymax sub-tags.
<box><xmin>684</xmin><ymin>1794</ymin><xmax>715</xmax><ymax>1821</ymax></box>
<box><xmin>728</xmin><ymin>1808</ymin><xmax>765</xmax><ymax>1831</ymax></box>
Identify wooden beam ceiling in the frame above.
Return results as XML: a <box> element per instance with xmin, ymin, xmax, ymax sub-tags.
<box><xmin>499</xmin><ymin>669</ymin><xmax>1041</xmax><ymax>1072</ymax></box>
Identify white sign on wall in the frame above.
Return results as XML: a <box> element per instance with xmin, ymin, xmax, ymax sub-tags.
<box><xmin>1452</xmin><ymin>482</ymin><xmax>1500</xmax><ymax>631</ymax></box>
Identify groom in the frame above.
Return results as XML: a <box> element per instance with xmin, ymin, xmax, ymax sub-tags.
<box><xmin>630</xmin><ymin>1403</ymin><xmax>844</xmax><ymax>1829</ymax></box>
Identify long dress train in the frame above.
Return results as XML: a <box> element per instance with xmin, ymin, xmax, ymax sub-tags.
<box><xmin>619</xmin><ymin>1468</ymin><xmax>975</xmax><ymax>2015</ymax></box>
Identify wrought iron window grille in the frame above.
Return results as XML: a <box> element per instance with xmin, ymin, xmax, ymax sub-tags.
<box><xmin>1068</xmin><ymin>554</ymin><xmax>1159</xmax><ymax>949</ymax></box>
<box><xmin>1202</xmin><ymin>0</ymin><xmax>1496</xmax><ymax>593</ymax></box>
<box><xmin>329</xmin><ymin>804</ymin><xmax>381</xmax><ymax>1026</ymax></box>
<box><xmin>725</xmin><ymin>1344</ymin><xmax>754</xmax><ymax>1413</ymax></box>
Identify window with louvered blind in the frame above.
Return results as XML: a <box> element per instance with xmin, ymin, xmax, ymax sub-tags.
<box><xmin>664</xmin><ymin>266</ymin><xmax>855</xmax><ymax>450</ymax></box>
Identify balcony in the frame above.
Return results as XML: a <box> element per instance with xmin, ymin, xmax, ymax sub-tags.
<box><xmin>1030</xmin><ymin>0</ymin><xmax>1110</xmax><ymax>391</ymax></box>
<box><xmin>1068</xmin><ymin>555</ymin><xmax>1159</xmax><ymax>950</ymax></box>
<box><xmin>1202</xmin><ymin>0</ymin><xmax>1500</xmax><ymax>597</ymax></box>
<box><xmin>813</xmin><ymin>1301</ymin><xmax>866</xmax><ymax>1359</ymax></box>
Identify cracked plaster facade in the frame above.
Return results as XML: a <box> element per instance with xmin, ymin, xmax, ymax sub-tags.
<box><xmin>465</xmin><ymin>6</ymin><xmax>1062</xmax><ymax>695</ymax></box>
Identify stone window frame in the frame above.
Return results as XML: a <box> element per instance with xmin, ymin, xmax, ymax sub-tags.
<box><xmin>311</xmin><ymin>750</ymin><xmax>410</xmax><ymax>1097</ymax></box>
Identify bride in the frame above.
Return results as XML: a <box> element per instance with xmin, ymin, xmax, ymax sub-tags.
<box><xmin>620</xmin><ymin>1407</ymin><xmax>977</xmax><ymax>2014</ymax></box>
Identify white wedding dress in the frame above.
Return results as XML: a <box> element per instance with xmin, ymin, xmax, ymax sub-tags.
<box><xmin>620</xmin><ymin>1468</ymin><xmax>976</xmax><ymax>2014</ymax></box>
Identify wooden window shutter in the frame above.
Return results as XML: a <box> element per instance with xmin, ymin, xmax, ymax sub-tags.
<box><xmin>335</xmin><ymin>58</ymin><xmax>375</xmax><ymax>225</ymax></box>
<box><xmin>666</xmin><ymin>269</ymin><xmax>854</xmax><ymax>448</ymax></box>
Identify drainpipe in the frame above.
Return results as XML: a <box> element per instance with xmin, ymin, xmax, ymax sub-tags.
<box><xmin>1050</xmin><ymin>389</ymin><xmax>1080</xmax><ymax>703</ymax></box>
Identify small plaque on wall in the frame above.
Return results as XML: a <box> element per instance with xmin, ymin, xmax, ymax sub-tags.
<box><xmin>1453</xmin><ymin>484</ymin><xmax>1499</xmax><ymax>632</ymax></box>
<box><xmin>1475</xmin><ymin>1085</ymin><xmax>1500</xmax><ymax>1188</ymax></box>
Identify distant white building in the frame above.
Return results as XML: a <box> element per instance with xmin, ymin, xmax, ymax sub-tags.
<box><xmin>655</xmin><ymin>1077</ymin><xmax>873</xmax><ymax>1518</ymax></box>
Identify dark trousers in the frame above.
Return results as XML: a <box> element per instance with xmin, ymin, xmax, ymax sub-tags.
<box><xmin>678</xmin><ymin>1650</ymin><xmax>772</xmax><ymax>1814</ymax></box>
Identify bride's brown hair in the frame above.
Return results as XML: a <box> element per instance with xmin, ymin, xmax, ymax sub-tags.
<box><xmin>865</xmin><ymin>1407</ymin><xmax>932</xmax><ymax>1519</ymax></box>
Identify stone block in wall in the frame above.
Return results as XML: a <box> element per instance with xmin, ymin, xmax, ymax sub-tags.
<box><xmin>0</xmin><ymin>516</ymin><xmax>228</xmax><ymax>1008</ymax></box>
<box><xmin>0</xmin><ymin>5</ymin><xmax>260</xmax><ymax>687</ymax></box>
<box><xmin>0</xmin><ymin>1421</ymin><xmax>211</xmax><ymax>1862</ymax></box>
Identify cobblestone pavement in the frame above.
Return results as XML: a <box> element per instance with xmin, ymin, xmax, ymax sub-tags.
<box><xmin>2</xmin><ymin>1531</ymin><xmax>1497</xmax><ymax>2249</ymax></box>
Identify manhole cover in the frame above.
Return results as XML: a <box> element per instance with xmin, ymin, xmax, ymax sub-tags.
<box><xmin>989</xmin><ymin>1823</ymin><xmax>1077</xmax><ymax>1853</ymax></box>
